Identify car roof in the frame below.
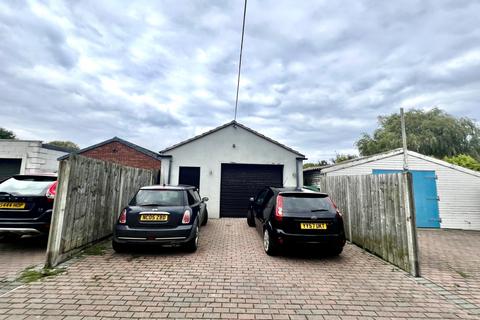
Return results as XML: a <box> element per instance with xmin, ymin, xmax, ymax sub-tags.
<box><xmin>268</xmin><ymin>187</ymin><xmax>328</xmax><ymax>197</ymax></box>
<box><xmin>11</xmin><ymin>174</ymin><xmax>57</xmax><ymax>180</ymax></box>
<box><xmin>140</xmin><ymin>184</ymin><xmax>196</xmax><ymax>191</ymax></box>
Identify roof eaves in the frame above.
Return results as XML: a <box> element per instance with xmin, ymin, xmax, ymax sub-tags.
<box><xmin>159</xmin><ymin>120</ymin><xmax>305</xmax><ymax>157</ymax></box>
<box><xmin>321</xmin><ymin>148</ymin><xmax>404</xmax><ymax>173</ymax></box>
<box><xmin>58</xmin><ymin>137</ymin><xmax>161</xmax><ymax>161</ymax></box>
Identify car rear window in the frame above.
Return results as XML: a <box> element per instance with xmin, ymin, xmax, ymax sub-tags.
<box><xmin>282</xmin><ymin>195</ymin><xmax>334</xmax><ymax>213</ymax></box>
<box><xmin>130</xmin><ymin>190</ymin><xmax>185</xmax><ymax>206</ymax></box>
<box><xmin>0</xmin><ymin>176</ymin><xmax>56</xmax><ymax>196</ymax></box>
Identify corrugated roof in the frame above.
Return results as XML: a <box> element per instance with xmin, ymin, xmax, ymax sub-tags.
<box><xmin>58</xmin><ymin>137</ymin><xmax>161</xmax><ymax>161</ymax></box>
<box><xmin>159</xmin><ymin>120</ymin><xmax>306</xmax><ymax>158</ymax></box>
<box><xmin>320</xmin><ymin>148</ymin><xmax>480</xmax><ymax>178</ymax></box>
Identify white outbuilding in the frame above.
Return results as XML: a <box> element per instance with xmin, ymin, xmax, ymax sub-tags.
<box><xmin>159</xmin><ymin>121</ymin><xmax>305</xmax><ymax>219</ymax></box>
<box><xmin>304</xmin><ymin>148</ymin><xmax>480</xmax><ymax>231</ymax></box>
<box><xmin>0</xmin><ymin>140</ymin><xmax>69</xmax><ymax>180</ymax></box>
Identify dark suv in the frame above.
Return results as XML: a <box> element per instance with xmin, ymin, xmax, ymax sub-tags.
<box><xmin>0</xmin><ymin>174</ymin><xmax>57</xmax><ymax>239</ymax></box>
<box><xmin>247</xmin><ymin>187</ymin><xmax>345</xmax><ymax>256</ymax></box>
<box><xmin>112</xmin><ymin>185</ymin><xmax>208</xmax><ymax>253</ymax></box>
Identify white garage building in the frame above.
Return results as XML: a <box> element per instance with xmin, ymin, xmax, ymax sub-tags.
<box><xmin>159</xmin><ymin>121</ymin><xmax>305</xmax><ymax>218</ymax></box>
<box><xmin>304</xmin><ymin>148</ymin><xmax>480</xmax><ymax>231</ymax></box>
<box><xmin>0</xmin><ymin>140</ymin><xmax>69</xmax><ymax>180</ymax></box>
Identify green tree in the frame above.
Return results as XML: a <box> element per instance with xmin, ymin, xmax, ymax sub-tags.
<box><xmin>47</xmin><ymin>140</ymin><xmax>80</xmax><ymax>152</ymax></box>
<box><xmin>444</xmin><ymin>154</ymin><xmax>480</xmax><ymax>171</ymax></box>
<box><xmin>303</xmin><ymin>160</ymin><xmax>329</xmax><ymax>169</ymax></box>
<box><xmin>0</xmin><ymin>128</ymin><xmax>16</xmax><ymax>139</ymax></box>
<box><xmin>356</xmin><ymin>108</ymin><xmax>480</xmax><ymax>160</ymax></box>
<box><xmin>331</xmin><ymin>153</ymin><xmax>358</xmax><ymax>164</ymax></box>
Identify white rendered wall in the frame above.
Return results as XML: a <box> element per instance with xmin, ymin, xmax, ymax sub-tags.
<box><xmin>163</xmin><ymin>125</ymin><xmax>302</xmax><ymax>218</ymax></box>
<box><xmin>0</xmin><ymin>140</ymin><xmax>67</xmax><ymax>174</ymax></box>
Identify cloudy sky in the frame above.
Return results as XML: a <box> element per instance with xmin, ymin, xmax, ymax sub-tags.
<box><xmin>1</xmin><ymin>0</ymin><xmax>479</xmax><ymax>161</ymax></box>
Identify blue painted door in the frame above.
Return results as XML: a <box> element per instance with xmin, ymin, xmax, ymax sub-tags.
<box><xmin>372</xmin><ymin>169</ymin><xmax>440</xmax><ymax>228</ymax></box>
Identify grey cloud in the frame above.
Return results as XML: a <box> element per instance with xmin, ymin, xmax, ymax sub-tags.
<box><xmin>0</xmin><ymin>0</ymin><xmax>479</xmax><ymax>160</ymax></box>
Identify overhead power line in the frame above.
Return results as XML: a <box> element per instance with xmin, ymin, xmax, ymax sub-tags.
<box><xmin>234</xmin><ymin>0</ymin><xmax>248</xmax><ymax>121</ymax></box>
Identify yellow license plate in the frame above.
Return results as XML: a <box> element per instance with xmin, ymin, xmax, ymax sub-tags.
<box><xmin>300</xmin><ymin>223</ymin><xmax>327</xmax><ymax>230</ymax></box>
<box><xmin>0</xmin><ymin>202</ymin><xmax>26</xmax><ymax>209</ymax></box>
<box><xmin>139</xmin><ymin>214</ymin><xmax>168</xmax><ymax>222</ymax></box>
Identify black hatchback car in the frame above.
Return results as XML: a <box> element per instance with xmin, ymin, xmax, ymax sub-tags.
<box><xmin>247</xmin><ymin>187</ymin><xmax>346</xmax><ymax>256</ymax></box>
<box><xmin>0</xmin><ymin>174</ymin><xmax>57</xmax><ymax>239</ymax></box>
<box><xmin>112</xmin><ymin>185</ymin><xmax>208</xmax><ymax>253</ymax></box>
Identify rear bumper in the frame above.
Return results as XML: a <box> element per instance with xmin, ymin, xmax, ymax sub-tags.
<box><xmin>0</xmin><ymin>221</ymin><xmax>50</xmax><ymax>234</ymax></box>
<box><xmin>273</xmin><ymin>228</ymin><xmax>346</xmax><ymax>247</ymax></box>
<box><xmin>113</xmin><ymin>223</ymin><xmax>196</xmax><ymax>245</ymax></box>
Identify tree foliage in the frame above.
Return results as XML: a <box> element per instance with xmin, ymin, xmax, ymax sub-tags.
<box><xmin>47</xmin><ymin>140</ymin><xmax>80</xmax><ymax>152</ymax></box>
<box><xmin>303</xmin><ymin>160</ymin><xmax>329</xmax><ymax>169</ymax></box>
<box><xmin>444</xmin><ymin>154</ymin><xmax>480</xmax><ymax>171</ymax></box>
<box><xmin>356</xmin><ymin>108</ymin><xmax>480</xmax><ymax>160</ymax></box>
<box><xmin>0</xmin><ymin>128</ymin><xmax>16</xmax><ymax>139</ymax></box>
<box><xmin>331</xmin><ymin>153</ymin><xmax>358</xmax><ymax>164</ymax></box>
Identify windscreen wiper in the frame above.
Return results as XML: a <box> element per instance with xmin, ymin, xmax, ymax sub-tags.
<box><xmin>138</xmin><ymin>203</ymin><xmax>163</xmax><ymax>206</ymax></box>
<box><xmin>0</xmin><ymin>191</ymin><xmax>14</xmax><ymax>197</ymax></box>
<box><xmin>311</xmin><ymin>209</ymin><xmax>329</xmax><ymax>212</ymax></box>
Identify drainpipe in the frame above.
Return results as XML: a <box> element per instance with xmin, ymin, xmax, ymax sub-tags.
<box><xmin>296</xmin><ymin>157</ymin><xmax>306</xmax><ymax>190</ymax></box>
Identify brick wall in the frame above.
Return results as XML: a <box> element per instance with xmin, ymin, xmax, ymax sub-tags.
<box><xmin>80</xmin><ymin>141</ymin><xmax>161</xmax><ymax>170</ymax></box>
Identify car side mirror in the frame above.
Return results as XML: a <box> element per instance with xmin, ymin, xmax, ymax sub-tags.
<box><xmin>202</xmin><ymin>197</ymin><xmax>209</xmax><ymax>202</ymax></box>
<box><xmin>249</xmin><ymin>197</ymin><xmax>255</xmax><ymax>202</ymax></box>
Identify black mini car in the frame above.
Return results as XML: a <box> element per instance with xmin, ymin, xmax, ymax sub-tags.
<box><xmin>112</xmin><ymin>185</ymin><xmax>208</xmax><ymax>252</ymax></box>
<box><xmin>247</xmin><ymin>187</ymin><xmax>346</xmax><ymax>256</ymax></box>
<box><xmin>0</xmin><ymin>174</ymin><xmax>57</xmax><ymax>239</ymax></box>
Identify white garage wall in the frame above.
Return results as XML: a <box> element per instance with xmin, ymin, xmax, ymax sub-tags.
<box><xmin>162</xmin><ymin>124</ymin><xmax>302</xmax><ymax>218</ymax></box>
<box><xmin>322</xmin><ymin>150</ymin><xmax>480</xmax><ymax>230</ymax></box>
<box><xmin>0</xmin><ymin>140</ymin><xmax>67</xmax><ymax>174</ymax></box>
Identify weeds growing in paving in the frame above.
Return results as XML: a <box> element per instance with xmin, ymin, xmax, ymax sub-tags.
<box><xmin>17</xmin><ymin>266</ymin><xmax>65</xmax><ymax>283</ymax></box>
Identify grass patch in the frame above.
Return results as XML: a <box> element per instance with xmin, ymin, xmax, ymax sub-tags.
<box><xmin>17</xmin><ymin>267</ymin><xmax>65</xmax><ymax>283</ymax></box>
<box><xmin>454</xmin><ymin>269</ymin><xmax>469</xmax><ymax>278</ymax></box>
<box><xmin>82</xmin><ymin>243</ymin><xmax>107</xmax><ymax>256</ymax></box>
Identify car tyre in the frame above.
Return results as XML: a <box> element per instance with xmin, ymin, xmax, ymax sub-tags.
<box><xmin>0</xmin><ymin>233</ymin><xmax>21</xmax><ymax>242</ymax></box>
<box><xmin>112</xmin><ymin>240</ymin><xmax>127</xmax><ymax>253</ymax></box>
<box><xmin>329</xmin><ymin>245</ymin><xmax>344</xmax><ymax>256</ymax></box>
<box><xmin>263</xmin><ymin>229</ymin><xmax>278</xmax><ymax>256</ymax></box>
<box><xmin>247</xmin><ymin>210</ymin><xmax>255</xmax><ymax>227</ymax></box>
<box><xmin>184</xmin><ymin>225</ymin><xmax>199</xmax><ymax>253</ymax></box>
<box><xmin>201</xmin><ymin>209</ymin><xmax>208</xmax><ymax>226</ymax></box>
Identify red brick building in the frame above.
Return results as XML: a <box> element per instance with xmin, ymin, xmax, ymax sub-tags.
<box><xmin>59</xmin><ymin>137</ymin><xmax>161</xmax><ymax>171</ymax></box>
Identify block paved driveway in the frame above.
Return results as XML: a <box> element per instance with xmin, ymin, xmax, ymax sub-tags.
<box><xmin>418</xmin><ymin>229</ymin><xmax>480</xmax><ymax>313</ymax></box>
<box><xmin>0</xmin><ymin>235</ymin><xmax>47</xmax><ymax>294</ymax></box>
<box><xmin>1</xmin><ymin>219</ymin><xmax>478</xmax><ymax>319</ymax></box>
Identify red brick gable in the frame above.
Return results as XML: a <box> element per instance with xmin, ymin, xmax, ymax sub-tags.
<box><xmin>80</xmin><ymin>141</ymin><xmax>161</xmax><ymax>170</ymax></box>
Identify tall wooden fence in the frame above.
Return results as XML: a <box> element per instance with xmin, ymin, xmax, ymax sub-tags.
<box><xmin>46</xmin><ymin>154</ymin><xmax>158</xmax><ymax>267</ymax></box>
<box><xmin>315</xmin><ymin>173</ymin><xmax>419</xmax><ymax>276</ymax></box>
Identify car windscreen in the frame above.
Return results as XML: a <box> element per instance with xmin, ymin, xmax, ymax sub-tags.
<box><xmin>282</xmin><ymin>195</ymin><xmax>334</xmax><ymax>213</ymax></box>
<box><xmin>130</xmin><ymin>190</ymin><xmax>185</xmax><ymax>206</ymax></box>
<box><xmin>0</xmin><ymin>176</ymin><xmax>55</xmax><ymax>196</ymax></box>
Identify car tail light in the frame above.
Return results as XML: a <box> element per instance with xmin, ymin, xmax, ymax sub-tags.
<box><xmin>182</xmin><ymin>210</ymin><xmax>191</xmax><ymax>224</ymax></box>
<box><xmin>46</xmin><ymin>181</ymin><xmax>57</xmax><ymax>201</ymax></box>
<box><xmin>275</xmin><ymin>195</ymin><xmax>284</xmax><ymax>222</ymax></box>
<box><xmin>328</xmin><ymin>197</ymin><xmax>343</xmax><ymax>218</ymax></box>
<box><xmin>118</xmin><ymin>209</ymin><xmax>127</xmax><ymax>224</ymax></box>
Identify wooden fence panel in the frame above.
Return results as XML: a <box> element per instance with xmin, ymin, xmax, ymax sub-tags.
<box><xmin>313</xmin><ymin>173</ymin><xmax>419</xmax><ymax>276</ymax></box>
<box><xmin>46</xmin><ymin>154</ymin><xmax>157</xmax><ymax>267</ymax></box>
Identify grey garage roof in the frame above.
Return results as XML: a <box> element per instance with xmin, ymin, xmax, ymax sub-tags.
<box><xmin>159</xmin><ymin>120</ymin><xmax>306</xmax><ymax>158</ymax></box>
<box><xmin>58</xmin><ymin>136</ymin><xmax>162</xmax><ymax>161</ymax></box>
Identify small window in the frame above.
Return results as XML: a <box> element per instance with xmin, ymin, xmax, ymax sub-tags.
<box><xmin>187</xmin><ymin>190</ymin><xmax>197</xmax><ymax>206</ymax></box>
<box><xmin>255</xmin><ymin>189</ymin><xmax>269</xmax><ymax>206</ymax></box>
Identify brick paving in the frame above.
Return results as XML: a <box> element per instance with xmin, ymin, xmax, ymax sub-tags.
<box><xmin>0</xmin><ymin>235</ymin><xmax>47</xmax><ymax>293</ymax></box>
<box><xmin>0</xmin><ymin>219</ymin><xmax>477</xmax><ymax>319</ymax></box>
<box><xmin>418</xmin><ymin>229</ymin><xmax>480</xmax><ymax>313</ymax></box>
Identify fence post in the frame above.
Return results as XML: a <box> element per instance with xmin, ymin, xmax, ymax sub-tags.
<box><xmin>45</xmin><ymin>157</ymin><xmax>72</xmax><ymax>268</ymax></box>
<box><xmin>345</xmin><ymin>177</ymin><xmax>353</xmax><ymax>242</ymax></box>
<box><xmin>402</xmin><ymin>172</ymin><xmax>420</xmax><ymax>277</ymax></box>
